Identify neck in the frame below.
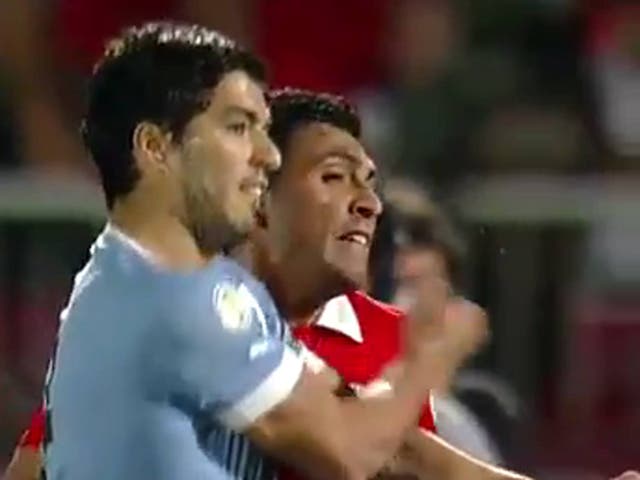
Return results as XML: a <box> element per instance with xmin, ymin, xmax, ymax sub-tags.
<box><xmin>242</xmin><ymin>242</ymin><xmax>331</xmax><ymax>326</ymax></box>
<box><xmin>110</xmin><ymin>196</ymin><xmax>208</xmax><ymax>270</ymax></box>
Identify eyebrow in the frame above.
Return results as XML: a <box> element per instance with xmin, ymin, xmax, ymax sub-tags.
<box><xmin>320</xmin><ymin>151</ymin><xmax>377</xmax><ymax>182</ymax></box>
<box><xmin>224</xmin><ymin>106</ymin><xmax>271</xmax><ymax>127</ymax></box>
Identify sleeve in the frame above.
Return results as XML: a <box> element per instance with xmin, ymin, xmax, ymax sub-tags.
<box><xmin>164</xmin><ymin>279</ymin><xmax>304</xmax><ymax>432</ymax></box>
<box><xmin>418</xmin><ymin>392</ymin><xmax>437</xmax><ymax>433</ymax></box>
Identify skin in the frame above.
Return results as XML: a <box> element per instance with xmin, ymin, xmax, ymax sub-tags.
<box><xmin>249</xmin><ymin>122</ymin><xmax>381</xmax><ymax>322</ymax></box>
<box><xmin>110</xmin><ymin>69</ymin><xmax>280</xmax><ymax>269</ymax></box>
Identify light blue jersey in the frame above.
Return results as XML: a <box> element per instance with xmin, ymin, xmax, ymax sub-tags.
<box><xmin>44</xmin><ymin>225</ymin><xmax>303</xmax><ymax>479</ymax></box>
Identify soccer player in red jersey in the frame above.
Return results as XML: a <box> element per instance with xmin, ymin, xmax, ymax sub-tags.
<box><xmin>240</xmin><ymin>88</ymin><xmax>535</xmax><ymax>479</ymax></box>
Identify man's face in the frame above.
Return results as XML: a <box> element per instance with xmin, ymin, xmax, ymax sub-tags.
<box><xmin>170</xmin><ymin>70</ymin><xmax>280</xmax><ymax>254</ymax></box>
<box><xmin>393</xmin><ymin>246</ymin><xmax>448</xmax><ymax>310</ymax></box>
<box><xmin>263</xmin><ymin>122</ymin><xmax>382</xmax><ymax>291</ymax></box>
<box><xmin>394</xmin><ymin>245</ymin><xmax>489</xmax><ymax>364</ymax></box>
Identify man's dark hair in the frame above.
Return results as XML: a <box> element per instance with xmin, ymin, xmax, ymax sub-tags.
<box><xmin>267</xmin><ymin>88</ymin><xmax>361</xmax><ymax>174</ymax></box>
<box><xmin>393</xmin><ymin>205</ymin><xmax>467</xmax><ymax>291</ymax></box>
<box><xmin>82</xmin><ymin>22</ymin><xmax>266</xmax><ymax>209</ymax></box>
<box><xmin>384</xmin><ymin>179</ymin><xmax>467</xmax><ymax>289</ymax></box>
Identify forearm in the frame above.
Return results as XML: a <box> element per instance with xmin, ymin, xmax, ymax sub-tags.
<box><xmin>335</xmin><ymin>358</ymin><xmax>448</xmax><ymax>478</ymax></box>
<box><xmin>251</xmin><ymin>361</ymin><xmax>438</xmax><ymax>480</ymax></box>
<box><xmin>389</xmin><ymin>430</ymin><xmax>533</xmax><ymax>480</ymax></box>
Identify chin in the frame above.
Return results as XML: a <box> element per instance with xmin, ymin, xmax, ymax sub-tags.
<box><xmin>226</xmin><ymin>204</ymin><xmax>256</xmax><ymax>235</ymax></box>
<box><xmin>334</xmin><ymin>267</ymin><xmax>367</xmax><ymax>293</ymax></box>
<box><xmin>222</xmin><ymin>217</ymin><xmax>253</xmax><ymax>252</ymax></box>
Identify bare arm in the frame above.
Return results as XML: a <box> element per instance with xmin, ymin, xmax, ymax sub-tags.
<box><xmin>247</xmin><ymin>356</ymin><xmax>446</xmax><ymax>480</ymax></box>
<box><xmin>383</xmin><ymin>429</ymin><xmax>533</xmax><ymax>480</ymax></box>
<box><xmin>245</xmin><ymin>277</ymin><xmax>454</xmax><ymax>480</ymax></box>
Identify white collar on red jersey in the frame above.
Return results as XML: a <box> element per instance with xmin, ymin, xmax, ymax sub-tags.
<box><xmin>316</xmin><ymin>295</ymin><xmax>364</xmax><ymax>344</ymax></box>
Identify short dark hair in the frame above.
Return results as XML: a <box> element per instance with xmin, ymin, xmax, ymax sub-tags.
<box><xmin>385</xmin><ymin>179</ymin><xmax>467</xmax><ymax>289</ymax></box>
<box><xmin>267</xmin><ymin>88</ymin><xmax>361</xmax><ymax>173</ymax></box>
<box><xmin>82</xmin><ymin>22</ymin><xmax>266</xmax><ymax>209</ymax></box>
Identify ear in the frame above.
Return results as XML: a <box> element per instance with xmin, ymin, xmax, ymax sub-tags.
<box><xmin>132</xmin><ymin>122</ymin><xmax>172</xmax><ymax>171</ymax></box>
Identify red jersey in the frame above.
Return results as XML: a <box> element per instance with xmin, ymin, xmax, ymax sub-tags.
<box><xmin>280</xmin><ymin>290</ymin><xmax>435</xmax><ymax>480</ymax></box>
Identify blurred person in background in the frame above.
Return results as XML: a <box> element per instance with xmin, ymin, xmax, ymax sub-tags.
<box><xmin>385</xmin><ymin>178</ymin><xmax>505</xmax><ymax>463</ymax></box>
<box><xmin>354</xmin><ymin>0</ymin><xmax>593</xmax><ymax>188</ymax></box>
<box><xmin>583</xmin><ymin>1</ymin><xmax>640</xmax><ymax>163</ymax></box>
<box><xmin>0</xmin><ymin>0</ymin><xmax>85</xmax><ymax>173</ymax></box>
<box><xmin>385</xmin><ymin>178</ymin><xmax>485</xmax><ymax>376</ymax></box>
<box><xmin>353</xmin><ymin>0</ymin><xmax>483</xmax><ymax>192</ymax></box>
<box><xmin>0</xmin><ymin>0</ymin><xmax>252</xmax><ymax>174</ymax></box>
<box><xmin>385</xmin><ymin>177</ymin><xmax>640</xmax><ymax>480</ymax></box>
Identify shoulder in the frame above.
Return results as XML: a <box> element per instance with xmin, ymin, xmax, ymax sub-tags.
<box><xmin>161</xmin><ymin>257</ymin><xmax>279</xmax><ymax>341</ymax></box>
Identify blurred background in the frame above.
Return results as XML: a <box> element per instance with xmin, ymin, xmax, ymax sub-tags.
<box><xmin>0</xmin><ymin>0</ymin><xmax>638</xmax><ymax>478</ymax></box>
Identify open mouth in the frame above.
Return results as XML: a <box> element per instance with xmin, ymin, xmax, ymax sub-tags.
<box><xmin>337</xmin><ymin>231</ymin><xmax>371</xmax><ymax>247</ymax></box>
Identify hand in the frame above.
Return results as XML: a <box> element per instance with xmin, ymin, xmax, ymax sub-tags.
<box><xmin>443</xmin><ymin>297</ymin><xmax>490</xmax><ymax>367</ymax></box>
<box><xmin>404</xmin><ymin>275</ymin><xmax>456</xmax><ymax>392</ymax></box>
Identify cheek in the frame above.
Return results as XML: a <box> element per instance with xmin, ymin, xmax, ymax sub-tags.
<box><xmin>217</xmin><ymin>130</ymin><xmax>253</xmax><ymax>167</ymax></box>
<box><xmin>198</xmin><ymin>130</ymin><xmax>250</xmax><ymax>181</ymax></box>
<box><xmin>270</xmin><ymin>193</ymin><xmax>328</xmax><ymax>250</ymax></box>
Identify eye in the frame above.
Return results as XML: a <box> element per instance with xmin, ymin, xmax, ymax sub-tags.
<box><xmin>321</xmin><ymin>171</ymin><xmax>346</xmax><ymax>183</ymax></box>
<box><xmin>227</xmin><ymin>122</ymin><xmax>249</xmax><ymax>135</ymax></box>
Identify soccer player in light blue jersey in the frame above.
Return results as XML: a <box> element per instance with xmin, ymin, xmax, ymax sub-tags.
<box><xmin>44</xmin><ymin>21</ymin><xmax>456</xmax><ymax>480</ymax></box>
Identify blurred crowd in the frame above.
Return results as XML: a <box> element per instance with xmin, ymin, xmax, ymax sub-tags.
<box><xmin>0</xmin><ymin>0</ymin><xmax>638</xmax><ymax>179</ymax></box>
<box><xmin>0</xmin><ymin>0</ymin><xmax>638</xmax><ymax>478</ymax></box>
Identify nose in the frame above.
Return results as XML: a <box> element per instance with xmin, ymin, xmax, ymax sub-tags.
<box><xmin>251</xmin><ymin>129</ymin><xmax>281</xmax><ymax>175</ymax></box>
<box><xmin>350</xmin><ymin>186</ymin><xmax>383</xmax><ymax>220</ymax></box>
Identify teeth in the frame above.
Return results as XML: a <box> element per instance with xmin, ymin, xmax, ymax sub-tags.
<box><xmin>347</xmin><ymin>234</ymin><xmax>367</xmax><ymax>245</ymax></box>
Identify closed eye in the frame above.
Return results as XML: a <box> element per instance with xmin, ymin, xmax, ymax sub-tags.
<box><xmin>321</xmin><ymin>172</ymin><xmax>346</xmax><ymax>183</ymax></box>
